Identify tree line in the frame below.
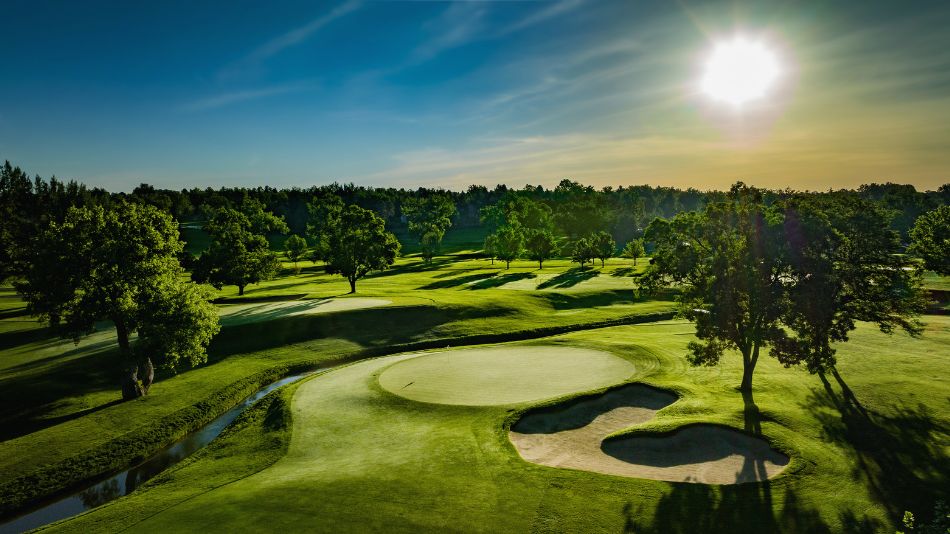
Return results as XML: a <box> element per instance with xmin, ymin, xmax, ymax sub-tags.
<box><xmin>1</xmin><ymin>158</ymin><xmax>947</xmax><ymax>398</ymax></box>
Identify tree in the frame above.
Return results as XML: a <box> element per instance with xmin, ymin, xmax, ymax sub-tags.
<box><xmin>909</xmin><ymin>205</ymin><xmax>950</xmax><ymax>275</ymax></box>
<box><xmin>324</xmin><ymin>205</ymin><xmax>400</xmax><ymax>293</ymax></box>
<box><xmin>552</xmin><ymin>179</ymin><xmax>613</xmax><ymax>239</ymax></box>
<box><xmin>642</xmin><ymin>183</ymin><xmax>924</xmax><ymax>392</ymax></box>
<box><xmin>193</xmin><ymin>200</ymin><xmax>289</xmax><ymax>296</ymax></box>
<box><xmin>480</xmin><ymin>193</ymin><xmax>553</xmax><ymax>233</ymax></box>
<box><xmin>525</xmin><ymin>229</ymin><xmax>558</xmax><ymax>269</ymax></box>
<box><xmin>16</xmin><ymin>202</ymin><xmax>220</xmax><ymax>399</ymax></box>
<box><xmin>492</xmin><ymin>225</ymin><xmax>524</xmax><ymax>269</ymax></box>
<box><xmin>622</xmin><ymin>238</ymin><xmax>646</xmax><ymax>265</ymax></box>
<box><xmin>402</xmin><ymin>194</ymin><xmax>456</xmax><ymax>263</ymax></box>
<box><xmin>284</xmin><ymin>234</ymin><xmax>308</xmax><ymax>271</ymax></box>
<box><xmin>770</xmin><ymin>194</ymin><xmax>925</xmax><ymax>373</ymax></box>
<box><xmin>484</xmin><ymin>233</ymin><xmax>498</xmax><ymax>265</ymax></box>
<box><xmin>590</xmin><ymin>231</ymin><xmax>615</xmax><ymax>267</ymax></box>
<box><xmin>571</xmin><ymin>238</ymin><xmax>593</xmax><ymax>269</ymax></box>
<box><xmin>305</xmin><ymin>193</ymin><xmax>344</xmax><ymax>263</ymax></box>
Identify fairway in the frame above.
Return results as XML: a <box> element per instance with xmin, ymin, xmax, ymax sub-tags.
<box><xmin>378</xmin><ymin>345</ymin><xmax>636</xmax><ymax>405</ymax></box>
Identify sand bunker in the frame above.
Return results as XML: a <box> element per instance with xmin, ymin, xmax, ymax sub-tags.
<box><xmin>219</xmin><ymin>298</ymin><xmax>391</xmax><ymax>326</ymax></box>
<box><xmin>510</xmin><ymin>384</ymin><xmax>788</xmax><ymax>484</ymax></box>
<box><xmin>378</xmin><ymin>346</ymin><xmax>636</xmax><ymax>406</ymax></box>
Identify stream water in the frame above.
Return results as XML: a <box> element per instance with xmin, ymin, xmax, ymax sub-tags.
<box><xmin>0</xmin><ymin>371</ymin><xmax>316</xmax><ymax>533</ymax></box>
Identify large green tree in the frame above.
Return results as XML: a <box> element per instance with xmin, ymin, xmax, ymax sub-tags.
<box><xmin>492</xmin><ymin>225</ymin><xmax>524</xmax><ymax>269</ymax></box>
<box><xmin>590</xmin><ymin>231</ymin><xmax>615</xmax><ymax>267</ymax></box>
<box><xmin>284</xmin><ymin>234</ymin><xmax>308</xmax><ymax>271</ymax></box>
<box><xmin>325</xmin><ymin>205</ymin><xmax>400</xmax><ymax>293</ymax></box>
<box><xmin>642</xmin><ymin>184</ymin><xmax>924</xmax><ymax>391</ymax></box>
<box><xmin>771</xmin><ymin>194</ymin><xmax>926</xmax><ymax>372</ymax></box>
<box><xmin>909</xmin><ymin>205</ymin><xmax>950</xmax><ymax>275</ymax></box>
<box><xmin>193</xmin><ymin>200</ymin><xmax>289</xmax><ymax>295</ymax></box>
<box><xmin>402</xmin><ymin>194</ymin><xmax>456</xmax><ymax>263</ymax></box>
<box><xmin>16</xmin><ymin>202</ymin><xmax>220</xmax><ymax>399</ymax></box>
<box><xmin>525</xmin><ymin>229</ymin><xmax>558</xmax><ymax>269</ymax></box>
<box><xmin>571</xmin><ymin>237</ymin><xmax>594</xmax><ymax>269</ymax></box>
<box><xmin>622</xmin><ymin>238</ymin><xmax>646</xmax><ymax>265</ymax></box>
<box><xmin>305</xmin><ymin>193</ymin><xmax>344</xmax><ymax>263</ymax></box>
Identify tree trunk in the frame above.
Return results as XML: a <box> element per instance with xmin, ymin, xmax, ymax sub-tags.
<box><xmin>140</xmin><ymin>356</ymin><xmax>154</xmax><ymax>395</ymax></box>
<box><xmin>634</xmin><ymin>257</ymin><xmax>638</xmax><ymax>266</ymax></box>
<box><xmin>349</xmin><ymin>277</ymin><xmax>357</xmax><ymax>293</ymax></box>
<box><xmin>506</xmin><ymin>260</ymin><xmax>511</xmax><ymax>270</ymax></box>
<box><xmin>238</xmin><ymin>285</ymin><xmax>245</xmax><ymax>296</ymax></box>
<box><xmin>739</xmin><ymin>343</ymin><xmax>761</xmax><ymax>392</ymax></box>
<box><xmin>538</xmin><ymin>259</ymin><xmax>543</xmax><ymax>269</ymax></box>
<box><xmin>601</xmin><ymin>258</ymin><xmax>605</xmax><ymax>267</ymax></box>
<box><xmin>115</xmin><ymin>318</ymin><xmax>144</xmax><ymax>400</ymax></box>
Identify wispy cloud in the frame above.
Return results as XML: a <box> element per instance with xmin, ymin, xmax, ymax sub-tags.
<box><xmin>219</xmin><ymin>1</ymin><xmax>362</xmax><ymax>80</ymax></box>
<box><xmin>182</xmin><ymin>83</ymin><xmax>313</xmax><ymax>111</ymax></box>
<box><xmin>497</xmin><ymin>0</ymin><xmax>585</xmax><ymax>35</ymax></box>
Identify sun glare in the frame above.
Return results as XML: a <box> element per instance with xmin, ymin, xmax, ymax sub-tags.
<box><xmin>701</xmin><ymin>37</ymin><xmax>780</xmax><ymax>106</ymax></box>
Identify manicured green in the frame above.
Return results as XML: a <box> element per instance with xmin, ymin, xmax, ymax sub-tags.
<box><xmin>378</xmin><ymin>345</ymin><xmax>635</xmax><ymax>405</ymax></box>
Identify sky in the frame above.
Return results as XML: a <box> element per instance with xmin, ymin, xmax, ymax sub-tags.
<box><xmin>1</xmin><ymin>0</ymin><xmax>949</xmax><ymax>192</ymax></box>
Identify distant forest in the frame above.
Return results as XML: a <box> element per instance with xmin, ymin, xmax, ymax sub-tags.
<box><xmin>2</xmin><ymin>160</ymin><xmax>947</xmax><ymax>251</ymax></box>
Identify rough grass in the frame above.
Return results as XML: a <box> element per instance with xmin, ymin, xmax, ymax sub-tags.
<box><xmin>46</xmin><ymin>318</ymin><xmax>949</xmax><ymax>533</ymax></box>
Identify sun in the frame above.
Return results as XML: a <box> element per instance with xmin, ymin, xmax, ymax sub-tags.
<box><xmin>701</xmin><ymin>36</ymin><xmax>780</xmax><ymax>106</ymax></box>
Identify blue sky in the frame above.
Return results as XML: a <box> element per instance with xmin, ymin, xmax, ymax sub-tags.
<box><xmin>1</xmin><ymin>1</ymin><xmax>948</xmax><ymax>191</ymax></box>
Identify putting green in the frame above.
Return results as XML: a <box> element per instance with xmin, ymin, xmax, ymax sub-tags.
<box><xmin>378</xmin><ymin>346</ymin><xmax>636</xmax><ymax>406</ymax></box>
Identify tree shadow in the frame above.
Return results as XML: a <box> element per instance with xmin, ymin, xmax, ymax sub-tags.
<box><xmin>623</xmin><ymin>484</ymin><xmax>831</xmax><ymax>533</ymax></box>
<box><xmin>537</xmin><ymin>268</ymin><xmax>599</xmax><ymax>289</ymax></box>
<box><xmin>364</xmin><ymin>257</ymin><xmax>455</xmax><ymax>279</ymax></box>
<box><xmin>611</xmin><ymin>267</ymin><xmax>636</xmax><ymax>277</ymax></box>
<box><xmin>417</xmin><ymin>272</ymin><xmax>498</xmax><ymax>290</ymax></box>
<box><xmin>467</xmin><ymin>272</ymin><xmax>535</xmax><ymax>289</ymax></box>
<box><xmin>0</xmin><ymin>398</ymin><xmax>124</xmax><ymax>442</ymax></box>
<box><xmin>802</xmin><ymin>366</ymin><xmax>950</xmax><ymax>522</ymax></box>
<box><xmin>538</xmin><ymin>290</ymin><xmax>636</xmax><ymax>310</ymax></box>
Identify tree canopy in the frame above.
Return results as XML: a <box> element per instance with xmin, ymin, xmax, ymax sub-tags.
<box><xmin>909</xmin><ymin>205</ymin><xmax>950</xmax><ymax>275</ymax></box>
<box><xmin>284</xmin><ymin>234</ymin><xmax>308</xmax><ymax>270</ymax></box>
<box><xmin>622</xmin><ymin>238</ymin><xmax>646</xmax><ymax>265</ymax></box>
<box><xmin>402</xmin><ymin>194</ymin><xmax>456</xmax><ymax>263</ymax></box>
<box><xmin>16</xmin><ymin>202</ymin><xmax>219</xmax><ymax>399</ymax></box>
<box><xmin>642</xmin><ymin>183</ymin><xmax>924</xmax><ymax>391</ymax></box>
<box><xmin>492</xmin><ymin>226</ymin><xmax>524</xmax><ymax>269</ymax></box>
<box><xmin>525</xmin><ymin>229</ymin><xmax>558</xmax><ymax>269</ymax></box>
<box><xmin>324</xmin><ymin>204</ymin><xmax>401</xmax><ymax>293</ymax></box>
<box><xmin>193</xmin><ymin>200</ymin><xmax>289</xmax><ymax>295</ymax></box>
<box><xmin>590</xmin><ymin>231</ymin><xmax>615</xmax><ymax>267</ymax></box>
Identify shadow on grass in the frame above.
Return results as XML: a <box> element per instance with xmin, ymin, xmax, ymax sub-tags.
<box><xmin>206</xmin><ymin>303</ymin><xmax>512</xmax><ymax>360</ymax></box>
<box><xmin>537</xmin><ymin>268</ymin><xmax>599</xmax><ymax>289</ymax></box>
<box><xmin>468</xmin><ymin>272</ymin><xmax>535</xmax><ymax>289</ymax></box>
<box><xmin>802</xmin><ymin>366</ymin><xmax>949</xmax><ymax>524</ymax></box>
<box><xmin>0</xmin><ymin>345</ymin><xmax>121</xmax><ymax>436</ymax></box>
<box><xmin>418</xmin><ymin>272</ymin><xmax>498</xmax><ymax>290</ymax></box>
<box><xmin>537</xmin><ymin>290</ymin><xmax>636</xmax><ymax>310</ymax></box>
<box><xmin>611</xmin><ymin>267</ymin><xmax>637</xmax><ymax>277</ymax></box>
<box><xmin>365</xmin><ymin>257</ymin><xmax>455</xmax><ymax>280</ymax></box>
<box><xmin>623</xmin><ymin>484</ymin><xmax>834</xmax><ymax>533</ymax></box>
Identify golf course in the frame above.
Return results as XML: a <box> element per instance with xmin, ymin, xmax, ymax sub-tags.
<box><xmin>1</xmin><ymin>241</ymin><xmax>948</xmax><ymax>533</ymax></box>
